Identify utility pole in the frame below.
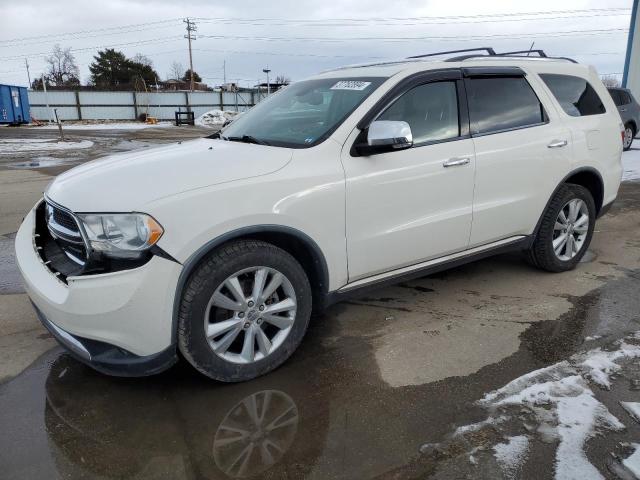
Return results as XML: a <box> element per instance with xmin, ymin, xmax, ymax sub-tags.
<box><xmin>263</xmin><ymin>67</ymin><xmax>271</xmax><ymax>96</ymax></box>
<box><xmin>24</xmin><ymin>58</ymin><xmax>31</xmax><ymax>87</ymax></box>
<box><xmin>184</xmin><ymin>18</ymin><xmax>197</xmax><ymax>92</ymax></box>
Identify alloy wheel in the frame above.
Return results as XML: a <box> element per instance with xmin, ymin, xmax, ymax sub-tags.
<box><xmin>624</xmin><ymin>127</ymin><xmax>634</xmax><ymax>149</ymax></box>
<box><xmin>552</xmin><ymin>198</ymin><xmax>589</xmax><ymax>261</ymax></box>
<box><xmin>204</xmin><ymin>266</ymin><xmax>297</xmax><ymax>364</ymax></box>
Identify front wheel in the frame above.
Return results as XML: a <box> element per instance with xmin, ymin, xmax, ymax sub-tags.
<box><xmin>178</xmin><ymin>240</ymin><xmax>312</xmax><ymax>382</ymax></box>
<box><xmin>527</xmin><ymin>184</ymin><xmax>596</xmax><ymax>272</ymax></box>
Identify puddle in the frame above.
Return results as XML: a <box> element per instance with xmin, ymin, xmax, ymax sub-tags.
<box><xmin>0</xmin><ymin>269</ymin><xmax>639</xmax><ymax>479</ymax></box>
<box><xmin>7</xmin><ymin>157</ymin><xmax>73</xmax><ymax>170</ymax></box>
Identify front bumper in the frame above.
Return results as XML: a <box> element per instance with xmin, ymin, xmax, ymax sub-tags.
<box><xmin>16</xmin><ymin>203</ymin><xmax>183</xmax><ymax>374</ymax></box>
<box><xmin>35</xmin><ymin>303</ymin><xmax>177</xmax><ymax>376</ymax></box>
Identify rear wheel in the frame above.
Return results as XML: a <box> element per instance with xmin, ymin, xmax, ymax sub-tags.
<box><xmin>178</xmin><ymin>240</ymin><xmax>312</xmax><ymax>382</ymax></box>
<box><xmin>624</xmin><ymin>123</ymin><xmax>635</xmax><ymax>151</ymax></box>
<box><xmin>527</xmin><ymin>184</ymin><xmax>595</xmax><ymax>272</ymax></box>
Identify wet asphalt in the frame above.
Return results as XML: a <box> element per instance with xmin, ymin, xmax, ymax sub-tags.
<box><xmin>1</xmin><ymin>128</ymin><xmax>640</xmax><ymax>479</ymax></box>
<box><xmin>1</xmin><ymin>264</ymin><xmax>640</xmax><ymax>480</ymax></box>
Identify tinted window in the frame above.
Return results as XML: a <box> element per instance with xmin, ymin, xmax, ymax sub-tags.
<box><xmin>466</xmin><ymin>76</ymin><xmax>546</xmax><ymax>135</ymax></box>
<box><xmin>541</xmin><ymin>74</ymin><xmax>606</xmax><ymax>117</ymax></box>
<box><xmin>377</xmin><ymin>81</ymin><xmax>459</xmax><ymax>144</ymax></box>
<box><xmin>621</xmin><ymin>91</ymin><xmax>632</xmax><ymax>105</ymax></box>
<box><xmin>608</xmin><ymin>89</ymin><xmax>623</xmax><ymax>106</ymax></box>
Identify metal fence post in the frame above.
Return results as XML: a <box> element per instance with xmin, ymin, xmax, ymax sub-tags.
<box><xmin>185</xmin><ymin>91</ymin><xmax>191</xmax><ymax>112</ymax></box>
<box><xmin>133</xmin><ymin>92</ymin><xmax>138</xmax><ymax>120</ymax></box>
<box><xmin>219</xmin><ymin>90</ymin><xmax>224</xmax><ymax>111</ymax></box>
<box><xmin>75</xmin><ymin>91</ymin><xmax>82</xmax><ymax>120</ymax></box>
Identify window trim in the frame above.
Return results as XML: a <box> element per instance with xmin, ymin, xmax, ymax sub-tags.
<box><xmin>351</xmin><ymin>69</ymin><xmax>470</xmax><ymax>156</ymax></box>
<box><xmin>463</xmin><ymin>74</ymin><xmax>550</xmax><ymax>138</ymax></box>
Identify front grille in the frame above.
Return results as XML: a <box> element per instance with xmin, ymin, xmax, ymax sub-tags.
<box><xmin>36</xmin><ymin>201</ymin><xmax>88</xmax><ymax>279</ymax></box>
<box><xmin>52</xmin><ymin>207</ymin><xmax>78</xmax><ymax>233</ymax></box>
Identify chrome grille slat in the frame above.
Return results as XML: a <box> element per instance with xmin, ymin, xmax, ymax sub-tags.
<box><xmin>42</xmin><ymin>200</ymin><xmax>88</xmax><ymax>266</ymax></box>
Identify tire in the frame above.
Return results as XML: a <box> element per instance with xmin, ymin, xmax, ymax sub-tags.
<box><xmin>178</xmin><ymin>240</ymin><xmax>312</xmax><ymax>382</ymax></box>
<box><xmin>527</xmin><ymin>183</ymin><xmax>596</xmax><ymax>273</ymax></box>
<box><xmin>624</xmin><ymin>123</ymin><xmax>635</xmax><ymax>151</ymax></box>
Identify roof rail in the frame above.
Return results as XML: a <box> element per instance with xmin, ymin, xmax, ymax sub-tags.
<box><xmin>499</xmin><ymin>49</ymin><xmax>548</xmax><ymax>57</ymax></box>
<box><xmin>407</xmin><ymin>47</ymin><xmax>496</xmax><ymax>59</ymax></box>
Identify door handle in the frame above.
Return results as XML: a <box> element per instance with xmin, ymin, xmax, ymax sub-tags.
<box><xmin>547</xmin><ymin>140</ymin><xmax>568</xmax><ymax>149</ymax></box>
<box><xmin>621</xmin><ymin>108</ymin><xmax>627</xmax><ymax>112</ymax></box>
<box><xmin>443</xmin><ymin>157</ymin><xmax>471</xmax><ymax>168</ymax></box>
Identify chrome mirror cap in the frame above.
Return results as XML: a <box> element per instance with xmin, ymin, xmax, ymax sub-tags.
<box><xmin>367</xmin><ymin>120</ymin><xmax>413</xmax><ymax>149</ymax></box>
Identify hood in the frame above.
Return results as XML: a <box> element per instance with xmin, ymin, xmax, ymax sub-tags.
<box><xmin>45</xmin><ymin>138</ymin><xmax>292</xmax><ymax>212</ymax></box>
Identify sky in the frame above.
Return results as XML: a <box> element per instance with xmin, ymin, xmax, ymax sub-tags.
<box><xmin>0</xmin><ymin>0</ymin><xmax>634</xmax><ymax>89</ymax></box>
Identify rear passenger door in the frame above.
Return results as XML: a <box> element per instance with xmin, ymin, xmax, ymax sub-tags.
<box><xmin>464</xmin><ymin>68</ymin><xmax>572</xmax><ymax>246</ymax></box>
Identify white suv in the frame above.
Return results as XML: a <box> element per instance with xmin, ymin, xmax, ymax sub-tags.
<box><xmin>16</xmin><ymin>49</ymin><xmax>623</xmax><ymax>381</ymax></box>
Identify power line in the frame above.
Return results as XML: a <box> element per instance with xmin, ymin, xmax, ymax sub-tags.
<box><xmin>196</xmin><ymin>12</ymin><xmax>631</xmax><ymax>27</ymax></box>
<box><xmin>194</xmin><ymin>7</ymin><xmax>630</xmax><ymax>23</ymax></box>
<box><xmin>198</xmin><ymin>28</ymin><xmax>629</xmax><ymax>43</ymax></box>
<box><xmin>0</xmin><ymin>18</ymin><xmax>181</xmax><ymax>45</ymax></box>
<box><xmin>0</xmin><ymin>36</ymin><xmax>183</xmax><ymax>61</ymax></box>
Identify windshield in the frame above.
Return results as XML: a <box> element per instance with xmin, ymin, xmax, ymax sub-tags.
<box><xmin>221</xmin><ymin>77</ymin><xmax>385</xmax><ymax>148</ymax></box>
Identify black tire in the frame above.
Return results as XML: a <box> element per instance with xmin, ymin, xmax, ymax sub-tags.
<box><xmin>527</xmin><ymin>183</ymin><xmax>596</xmax><ymax>272</ymax></box>
<box><xmin>178</xmin><ymin>240</ymin><xmax>312</xmax><ymax>382</ymax></box>
<box><xmin>624</xmin><ymin>123</ymin><xmax>635</xmax><ymax>151</ymax></box>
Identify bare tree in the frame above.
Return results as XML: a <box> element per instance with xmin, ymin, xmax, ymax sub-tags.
<box><xmin>169</xmin><ymin>61</ymin><xmax>184</xmax><ymax>80</ymax></box>
<box><xmin>132</xmin><ymin>53</ymin><xmax>154</xmax><ymax>68</ymax></box>
<box><xmin>601</xmin><ymin>75</ymin><xmax>621</xmax><ymax>88</ymax></box>
<box><xmin>275</xmin><ymin>74</ymin><xmax>291</xmax><ymax>85</ymax></box>
<box><xmin>45</xmin><ymin>44</ymin><xmax>80</xmax><ymax>86</ymax></box>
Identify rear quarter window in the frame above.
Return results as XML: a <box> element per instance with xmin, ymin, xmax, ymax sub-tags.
<box><xmin>540</xmin><ymin>74</ymin><xmax>606</xmax><ymax>117</ymax></box>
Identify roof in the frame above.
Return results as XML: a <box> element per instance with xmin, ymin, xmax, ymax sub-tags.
<box><xmin>313</xmin><ymin>56</ymin><xmax>593</xmax><ymax>81</ymax></box>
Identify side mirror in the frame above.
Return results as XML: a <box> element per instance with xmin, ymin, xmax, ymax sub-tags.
<box><xmin>355</xmin><ymin>120</ymin><xmax>413</xmax><ymax>156</ymax></box>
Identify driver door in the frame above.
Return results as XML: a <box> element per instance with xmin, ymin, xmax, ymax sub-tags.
<box><xmin>341</xmin><ymin>74</ymin><xmax>476</xmax><ymax>282</ymax></box>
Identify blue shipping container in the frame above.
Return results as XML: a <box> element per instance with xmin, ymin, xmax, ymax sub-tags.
<box><xmin>0</xmin><ymin>84</ymin><xmax>30</xmax><ymax>124</ymax></box>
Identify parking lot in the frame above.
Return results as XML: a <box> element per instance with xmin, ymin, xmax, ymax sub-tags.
<box><xmin>0</xmin><ymin>124</ymin><xmax>638</xmax><ymax>478</ymax></box>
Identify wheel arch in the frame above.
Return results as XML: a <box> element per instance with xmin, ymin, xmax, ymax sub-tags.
<box><xmin>532</xmin><ymin>167</ymin><xmax>604</xmax><ymax>240</ymax></box>
<box><xmin>171</xmin><ymin>225</ymin><xmax>330</xmax><ymax>344</ymax></box>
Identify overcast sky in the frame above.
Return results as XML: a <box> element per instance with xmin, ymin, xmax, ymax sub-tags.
<box><xmin>0</xmin><ymin>0</ymin><xmax>633</xmax><ymax>88</ymax></box>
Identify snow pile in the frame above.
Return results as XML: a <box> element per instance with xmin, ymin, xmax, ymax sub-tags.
<box><xmin>622</xmin><ymin>148</ymin><xmax>640</xmax><ymax>181</ymax></box>
<box><xmin>0</xmin><ymin>138</ymin><xmax>93</xmax><ymax>154</ymax></box>
<box><xmin>458</xmin><ymin>336</ymin><xmax>640</xmax><ymax>479</ymax></box>
<box><xmin>195</xmin><ymin>109</ymin><xmax>241</xmax><ymax>127</ymax></box>
<box><xmin>493</xmin><ymin>435</ymin><xmax>529</xmax><ymax>478</ymax></box>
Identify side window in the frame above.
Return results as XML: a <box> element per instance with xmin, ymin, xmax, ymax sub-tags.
<box><xmin>621</xmin><ymin>91</ymin><xmax>632</xmax><ymax>105</ymax></box>
<box><xmin>609</xmin><ymin>89</ymin><xmax>623</xmax><ymax>106</ymax></box>
<box><xmin>540</xmin><ymin>74</ymin><xmax>606</xmax><ymax>117</ymax></box>
<box><xmin>465</xmin><ymin>76</ymin><xmax>546</xmax><ymax>135</ymax></box>
<box><xmin>377</xmin><ymin>81</ymin><xmax>460</xmax><ymax>144</ymax></box>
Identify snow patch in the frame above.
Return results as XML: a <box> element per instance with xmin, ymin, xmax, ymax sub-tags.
<box><xmin>493</xmin><ymin>435</ymin><xmax>529</xmax><ymax>478</ymax></box>
<box><xmin>35</xmin><ymin>122</ymin><xmax>174</xmax><ymax>130</ymax></box>
<box><xmin>623</xmin><ymin>444</ymin><xmax>640</xmax><ymax>479</ymax></box>
<box><xmin>622</xmin><ymin>148</ymin><xmax>640</xmax><ymax>181</ymax></box>
<box><xmin>195</xmin><ymin>109</ymin><xmax>241</xmax><ymax>127</ymax></box>
<box><xmin>466</xmin><ymin>336</ymin><xmax>640</xmax><ymax>479</ymax></box>
<box><xmin>0</xmin><ymin>138</ymin><xmax>93</xmax><ymax>154</ymax></box>
<box><xmin>621</xmin><ymin>402</ymin><xmax>640</xmax><ymax>423</ymax></box>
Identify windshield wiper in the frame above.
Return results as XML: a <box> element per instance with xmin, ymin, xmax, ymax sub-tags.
<box><xmin>224</xmin><ymin>135</ymin><xmax>270</xmax><ymax>146</ymax></box>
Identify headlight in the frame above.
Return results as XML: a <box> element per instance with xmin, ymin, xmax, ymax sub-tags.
<box><xmin>77</xmin><ymin>213</ymin><xmax>164</xmax><ymax>259</ymax></box>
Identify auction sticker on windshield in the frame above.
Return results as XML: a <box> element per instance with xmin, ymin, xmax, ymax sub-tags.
<box><xmin>330</xmin><ymin>80</ymin><xmax>371</xmax><ymax>91</ymax></box>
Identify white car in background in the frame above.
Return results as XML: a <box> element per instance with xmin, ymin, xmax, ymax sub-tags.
<box><xmin>16</xmin><ymin>48</ymin><xmax>623</xmax><ymax>382</ymax></box>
